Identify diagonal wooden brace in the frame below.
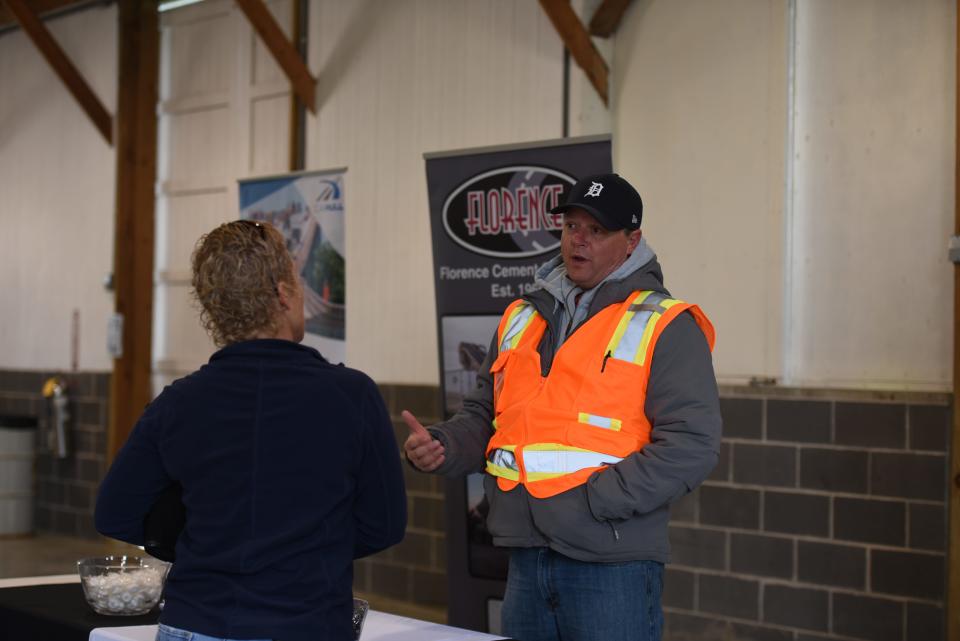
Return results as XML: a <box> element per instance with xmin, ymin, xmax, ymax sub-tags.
<box><xmin>589</xmin><ymin>0</ymin><xmax>633</xmax><ymax>38</ymax></box>
<box><xmin>235</xmin><ymin>0</ymin><xmax>317</xmax><ymax>113</ymax></box>
<box><xmin>538</xmin><ymin>0</ymin><xmax>609</xmax><ymax>106</ymax></box>
<box><xmin>4</xmin><ymin>0</ymin><xmax>113</xmax><ymax>145</ymax></box>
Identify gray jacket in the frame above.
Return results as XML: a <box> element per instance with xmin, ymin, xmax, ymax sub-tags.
<box><xmin>429</xmin><ymin>240</ymin><xmax>721</xmax><ymax>563</ymax></box>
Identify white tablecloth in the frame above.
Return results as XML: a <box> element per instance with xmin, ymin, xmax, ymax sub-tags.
<box><xmin>90</xmin><ymin>610</ymin><xmax>507</xmax><ymax>641</ymax></box>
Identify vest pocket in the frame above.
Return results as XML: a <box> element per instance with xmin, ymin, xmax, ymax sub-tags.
<box><xmin>489</xmin><ymin>350</ymin><xmax>510</xmax><ymax>414</ymax></box>
<box><xmin>489</xmin><ymin>347</ymin><xmax>540</xmax><ymax>416</ymax></box>
<box><xmin>567</xmin><ymin>356</ymin><xmax>647</xmax><ymax>454</ymax></box>
<box><xmin>577</xmin><ymin>356</ymin><xmax>646</xmax><ymax>423</ymax></box>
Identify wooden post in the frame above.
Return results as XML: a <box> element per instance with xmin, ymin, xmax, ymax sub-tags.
<box><xmin>950</xmin><ymin>1</ymin><xmax>960</xmax><ymax>638</ymax></box>
<box><xmin>108</xmin><ymin>0</ymin><xmax>159</xmax><ymax>459</ymax></box>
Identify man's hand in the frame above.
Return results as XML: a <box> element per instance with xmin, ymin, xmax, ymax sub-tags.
<box><xmin>402</xmin><ymin>410</ymin><xmax>445</xmax><ymax>472</ymax></box>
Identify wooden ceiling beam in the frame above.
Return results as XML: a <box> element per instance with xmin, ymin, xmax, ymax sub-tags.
<box><xmin>3</xmin><ymin>0</ymin><xmax>113</xmax><ymax>145</ymax></box>
<box><xmin>589</xmin><ymin>0</ymin><xmax>633</xmax><ymax>38</ymax></box>
<box><xmin>234</xmin><ymin>0</ymin><xmax>316</xmax><ymax>113</ymax></box>
<box><xmin>538</xmin><ymin>0</ymin><xmax>609</xmax><ymax>106</ymax></box>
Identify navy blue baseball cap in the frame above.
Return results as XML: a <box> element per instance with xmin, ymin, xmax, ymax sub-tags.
<box><xmin>550</xmin><ymin>173</ymin><xmax>643</xmax><ymax>231</ymax></box>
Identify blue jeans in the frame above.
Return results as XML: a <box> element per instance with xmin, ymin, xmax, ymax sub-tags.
<box><xmin>155</xmin><ymin>623</ymin><xmax>271</xmax><ymax>641</ymax></box>
<box><xmin>501</xmin><ymin>547</ymin><xmax>663</xmax><ymax>641</ymax></box>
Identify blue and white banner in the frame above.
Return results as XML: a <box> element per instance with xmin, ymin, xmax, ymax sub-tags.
<box><xmin>238</xmin><ymin>168</ymin><xmax>346</xmax><ymax>364</ymax></box>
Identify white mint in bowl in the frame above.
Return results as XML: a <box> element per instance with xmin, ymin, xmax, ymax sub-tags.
<box><xmin>77</xmin><ymin>555</ymin><xmax>170</xmax><ymax>616</ymax></box>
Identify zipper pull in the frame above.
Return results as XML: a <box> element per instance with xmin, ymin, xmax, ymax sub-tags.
<box><xmin>601</xmin><ymin>351</ymin><xmax>612</xmax><ymax>373</ymax></box>
<box><xmin>608</xmin><ymin>521</ymin><xmax>620</xmax><ymax>541</ymax></box>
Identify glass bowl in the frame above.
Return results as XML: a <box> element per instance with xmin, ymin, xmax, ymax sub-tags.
<box><xmin>77</xmin><ymin>555</ymin><xmax>170</xmax><ymax>616</ymax></box>
<box><xmin>352</xmin><ymin>598</ymin><xmax>369</xmax><ymax>640</ymax></box>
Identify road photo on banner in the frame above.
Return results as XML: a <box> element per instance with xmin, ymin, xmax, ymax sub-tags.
<box><xmin>239</xmin><ymin>169</ymin><xmax>347</xmax><ymax>364</ymax></box>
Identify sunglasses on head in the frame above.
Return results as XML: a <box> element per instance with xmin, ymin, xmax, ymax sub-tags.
<box><xmin>236</xmin><ymin>219</ymin><xmax>266</xmax><ymax>238</ymax></box>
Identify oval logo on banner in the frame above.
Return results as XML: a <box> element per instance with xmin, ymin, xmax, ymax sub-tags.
<box><xmin>442</xmin><ymin>166</ymin><xmax>575</xmax><ymax>258</ymax></box>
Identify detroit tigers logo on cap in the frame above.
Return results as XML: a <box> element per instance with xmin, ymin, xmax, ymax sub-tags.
<box><xmin>549</xmin><ymin>173</ymin><xmax>644</xmax><ymax>232</ymax></box>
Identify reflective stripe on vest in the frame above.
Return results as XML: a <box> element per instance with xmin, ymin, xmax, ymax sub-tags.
<box><xmin>499</xmin><ymin>303</ymin><xmax>539</xmax><ymax>353</ymax></box>
<box><xmin>487</xmin><ymin>446</ymin><xmax>624</xmax><ymax>480</ymax></box>
<box><xmin>577</xmin><ymin>412</ymin><xmax>622</xmax><ymax>431</ymax></box>
<box><xmin>605</xmin><ymin>291</ymin><xmax>684</xmax><ymax>366</ymax></box>
<box><xmin>487</xmin><ymin>446</ymin><xmax>519</xmax><ymax>480</ymax></box>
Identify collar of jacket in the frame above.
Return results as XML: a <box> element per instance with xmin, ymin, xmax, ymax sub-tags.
<box><xmin>209</xmin><ymin>338</ymin><xmax>328</xmax><ymax>363</ymax></box>
<box><xmin>527</xmin><ymin>240</ymin><xmax>672</xmax><ymax>331</ymax></box>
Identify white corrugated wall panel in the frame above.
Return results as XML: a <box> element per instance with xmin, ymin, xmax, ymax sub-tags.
<box><xmin>251</xmin><ymin>95</ymin><xmax>292</xmax><ymax>175</ymax></box>
<box><xmin>154</xmin><ymin>0</ymin><xmax>293</xmax><ymax>391</ymax></box>
<box><xmin>614</xmin><ymin>0</ymin><xmax>788</xmax><ymax>385</ymax></box>
<box><xmin>787</xmin><ymin>0</ymin><xmax>954</xmax><ymax>390</ymax></box>
<box><xmin>306</xmin><ymin>0</ymin><xmax>564</xmax><ymax>384</ymax></box>
<box><xmin>0</xmin><ymin>4</ymin><xmax>117</xmax><ymax>372</ymax></box>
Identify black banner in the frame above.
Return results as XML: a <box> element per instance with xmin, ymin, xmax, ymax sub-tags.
<box><xmin>425</xmin><ymin>135</ymin><xmax>612</xmax><ymax>416</ymax></box>
<box><xmin>425</xmin><ymin>137</ymin><xmax>612</xmax><ymax>600</ymax></box>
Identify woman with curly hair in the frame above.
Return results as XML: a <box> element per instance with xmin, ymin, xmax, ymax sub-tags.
<box><xmin>95</xmin><ymin>220</ymin><xmax>406</xmax><ymax>641</ymax></box>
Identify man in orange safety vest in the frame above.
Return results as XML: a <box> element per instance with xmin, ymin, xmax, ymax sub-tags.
<box><xmin>405</xmin><ymin>173</ymin><xmax>721</xmax><ymax>641</ymax></box>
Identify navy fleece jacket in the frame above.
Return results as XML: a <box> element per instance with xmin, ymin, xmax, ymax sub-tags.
<box><xmin>95</xmin><ymin>340</ymin><xmax>406</xmax><ymax>641</ymax></box>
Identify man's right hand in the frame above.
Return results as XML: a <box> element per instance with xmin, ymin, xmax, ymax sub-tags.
<box><xmin>402</xmin><ymin>410</ymin><xmax>445</xmax><ymax>472</ymax></box>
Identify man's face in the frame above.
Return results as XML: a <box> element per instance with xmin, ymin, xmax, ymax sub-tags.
<box><xmin>560</xmin><ymin>208</ymin><xmax>640</xmax><ymax>290</ymax></box>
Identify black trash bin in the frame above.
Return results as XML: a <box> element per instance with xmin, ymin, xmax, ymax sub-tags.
<box><xmin>0</xmin><ymin>416</ymin><xmax>37</xmax><ymax>536</ymax></box>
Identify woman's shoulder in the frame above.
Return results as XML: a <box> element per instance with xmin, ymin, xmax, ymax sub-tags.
<box><xmin>312</xmin><ymin>360</ymin><xmax>380</xmax><ymax>397</ymax></box>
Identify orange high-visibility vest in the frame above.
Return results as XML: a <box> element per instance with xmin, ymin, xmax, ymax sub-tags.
<box><xmin>485</xmin><ymin>290</ymin><xmax>715</xmax><ymax>499</ymax></box>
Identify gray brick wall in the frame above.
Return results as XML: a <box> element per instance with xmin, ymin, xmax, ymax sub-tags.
<box><xmin>367</xmin><ymin>386</ymin><xmax>950</xmax><ymax>637</ymax></box>
<box><xmin>0</xmin><ymin>369</ymin><xmax>109</xmax><ymax>539</ymax></box>
<box><xmin>354</xmin><ymin>384</ymin><xmax>448</xmax><ymax>613</ymax></box>
<box><xmin>664</xmin><ymin>392</ymin><xmax>949</xmax><ymax>641</ymax></box>
<box><xmin>3</xmin><ymin>371</ymin><xmax>947</xmax><ymax>637</ymax></box>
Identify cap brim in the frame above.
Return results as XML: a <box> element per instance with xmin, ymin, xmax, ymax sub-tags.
<box><xmin>550</xmin><ymin>202</ymin><xmax>624</xmax><ymax>231</ymax></box>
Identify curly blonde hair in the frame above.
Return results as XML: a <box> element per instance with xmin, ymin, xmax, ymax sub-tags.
<box><xmin>191</xmin><ymin>220</ymin><xmax>294</xmax><ymax>347</ymax></box>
